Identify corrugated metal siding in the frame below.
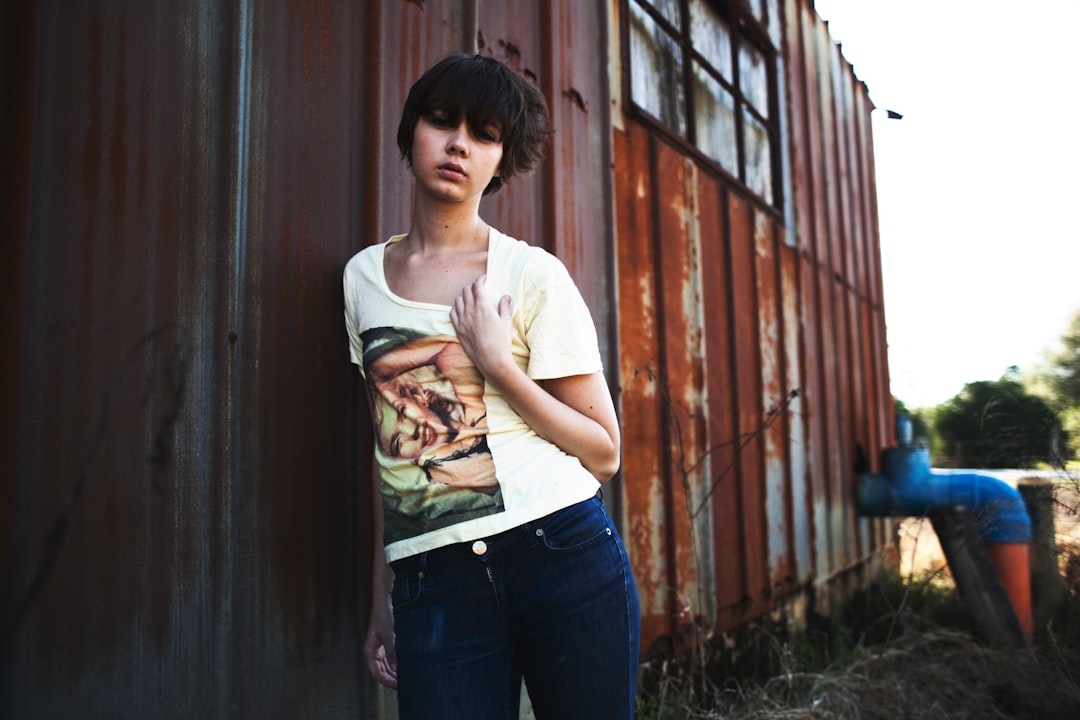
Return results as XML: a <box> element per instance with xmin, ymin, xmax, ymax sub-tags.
<box><xmin>3</xmin><ymin>1</ymin><xmax>617</xmax><ymax>717</ymax></box>
<box><xmin>614</xmin><ymin>0</ymin><xmax>892</xmax><ymax>652</ymax></box>
<box><xmin>5</xmin><ymin>2</ymin><xmax>372</xmax><ymax>717</ymax></box>
<box><xmin>4</xmin><ymin>0</ymin><xmax>893</xmax><ymax>714</ymax></box>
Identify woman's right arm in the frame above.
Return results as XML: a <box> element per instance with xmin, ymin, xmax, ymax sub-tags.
<box><xmin>363</xmin><ymin>457</ymin><xmax>398</xmax><ymax>688</ymax></box>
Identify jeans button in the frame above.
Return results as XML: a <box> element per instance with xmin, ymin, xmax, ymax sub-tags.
<box><xmin>472</xmin><ymin>540</ymin><xmax>487</xmax><ymax>555</ymax></box>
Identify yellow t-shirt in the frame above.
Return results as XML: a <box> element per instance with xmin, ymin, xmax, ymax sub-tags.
<box><xmin>343</xmin><ymin>228</ymin><xmax>603</xmax><ymax>562</ymax></box>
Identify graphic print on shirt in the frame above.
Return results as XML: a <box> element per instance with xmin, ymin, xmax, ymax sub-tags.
<box><xmin>361</xmin><ymin>327</ymin><xmax>503</xmax><ymax>544</ymax></box>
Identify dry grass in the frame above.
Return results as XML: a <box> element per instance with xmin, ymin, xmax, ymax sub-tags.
<box><xmin>733</xmin><ymin>629</ymin><xmax>1079</xmax><ymax>719</ymax></box>
<box><xmin>637</xmin><ymin>479</ymin><xmax>1080</xmax><ymax>720</ymax></box>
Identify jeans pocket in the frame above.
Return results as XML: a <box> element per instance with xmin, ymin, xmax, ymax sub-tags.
<box><xmin>536</xmin><ymin>498</ymin><xmax>613</xmax><ymax>553</ymax></box>
<box><xmin>390</xmin><ymin>567</ymin><xmax>426</xmax><ymax>610</ymax></box>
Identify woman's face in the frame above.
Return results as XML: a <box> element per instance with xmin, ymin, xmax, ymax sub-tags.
<box><xmin>410</xmin><ymin>110</ymin><xmax>503</xmax><ymax>205</ymax></box>
<box><xmin>374</xmin><ymin>363</ymin><xmax>463</xmax><ymax>459</ymax></box>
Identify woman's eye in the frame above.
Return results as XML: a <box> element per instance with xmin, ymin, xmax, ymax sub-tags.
<box><xmin>429</xmin><ymin>113</ymin><xmax>452</xmax><ymax>127</ymax></box>
<box><xmin>477</xmin><ymin>127</ymin><xmax>500</xmax><ymax>143</ymax></box>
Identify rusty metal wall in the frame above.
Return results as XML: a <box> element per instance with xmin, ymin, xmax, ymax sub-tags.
<box><xmin>613</xmin><ymin>0</ymin><xmax>892</xmax><ymax>655</ymax></box>
<box><xmin>4</xmin><ymin>1</ymin><xmax>373</xmax><ymax>717</ymax></box>
<box><xmin>3</xmin><ymin>1</ymin><xmax>616</xmax><ymax>718</ymax></box>
<box><xmin>4</xmin><ymin>0</ymin><xmax>894</xmax><ymax>712</ymax></box>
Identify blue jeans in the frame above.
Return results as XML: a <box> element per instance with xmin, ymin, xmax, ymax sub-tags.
<box><xmin>390</xmin><ymin>495</ymin><xmax>641</xmax><ymax>719</ymax></box>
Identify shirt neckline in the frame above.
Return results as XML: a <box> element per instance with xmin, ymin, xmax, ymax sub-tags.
<box><xmin>377</xmin><ymin>230</ymin><xmax>497</xmax><ymax>309</ymax></box>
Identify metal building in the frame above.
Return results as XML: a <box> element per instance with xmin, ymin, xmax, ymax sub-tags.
<box><xmin>2</xmin><ymin>0</ymin><xmax>892</xmax><ymax>716</ymax></box>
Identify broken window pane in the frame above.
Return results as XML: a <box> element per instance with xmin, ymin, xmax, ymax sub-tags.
<box><xmin>690</xmin><ymin>0</ymin><xmax>732</xmax><ymax>80</ymax></box>
<box><xmin>630</xmin><ymin>1</ymin><xmax>687</xmax><ymax>136</ymax></box>
<box><xmin>693</xmin><ymin>61</ymin><xmax>737</xmax><ymax>173</ymax></box>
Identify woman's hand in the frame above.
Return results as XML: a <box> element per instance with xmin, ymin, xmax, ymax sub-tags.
<box><xmin>449</xmin><ymin>276</ymin><xmax>621</xmax><ymax>480</ymax></box>
<box><xmin>364</xmin><ymin>595</ymin><xmax>398</xmax><ymax>688</ymax></box>
<box><xmin>365</xmin><ymin>461</ymin><xmax>398</xmax><ymax>689</ymax></box>
<box><xmin>449</xmin><ymin>275</ymin><xmax>515</xmax><ymax>380</ymax></box>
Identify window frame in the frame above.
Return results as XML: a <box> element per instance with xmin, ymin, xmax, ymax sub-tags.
<box><xmin>623</xmin><ymin>0</ymin><xmax>782</xmax><ymax>209</ymax></box>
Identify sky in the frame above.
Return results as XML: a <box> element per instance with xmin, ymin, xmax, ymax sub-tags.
<box><xmin>812</xmin><ymin>0</ymin><xmax>1080</xmax><ymax>409</ymax></box>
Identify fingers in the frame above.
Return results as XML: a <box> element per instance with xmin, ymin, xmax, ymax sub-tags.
<box><xmin>365</xmin><ymin>642</ymin><xmax>399</xmax><ymax>688</ymax></box>
<box><xmin>364</xmin><ymin>621</ymin><xmax>399</xmax><ymax>688</ymax></box>
<box><xmin>450</xmin><ymin>275</ymin><xmax>483</xmax><ymax>325</ymax></box>
<box><xmin>451</xmin><ymin>276</ymin><xmax>494</xmax><ymax>326</ymax></box>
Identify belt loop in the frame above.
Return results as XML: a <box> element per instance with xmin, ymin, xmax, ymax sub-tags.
<box><xmin>521</xmin><ymin>521</ymin><xmax>540</xmax><ymax>548</ymax></box>
<box><xmin>418</xmin><ymin>551</ymin><xmax>429</xmax><ymax>575</ymax></box>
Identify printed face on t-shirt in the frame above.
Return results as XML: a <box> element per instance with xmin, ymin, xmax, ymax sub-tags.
<box><xmin>364</xmin><ymin>330</ymin><xmax>495</xmax><ymax>491</ymax></box>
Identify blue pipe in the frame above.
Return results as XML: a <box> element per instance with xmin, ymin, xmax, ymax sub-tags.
<box><xmin>858</xmin><ymin>418</ymin><xmax>1031</xmax><ymax>543</ymax></box>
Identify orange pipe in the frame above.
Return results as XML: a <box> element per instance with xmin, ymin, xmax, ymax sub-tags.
<box><xmin>986</xmin><ymin>541</ymin><xmax>1033</xmax><ymax>642</ymax></box>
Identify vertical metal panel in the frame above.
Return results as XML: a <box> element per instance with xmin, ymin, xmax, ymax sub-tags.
<box><xmin>0</xmin><ymin>0</ymin><xmax>37</xmax><ymax>622</ymax></box>
<box><xmin>727</xmin><ymin>193</ymin><xmax>769</xmax><ymax>616</ymax></box>
<box><xmin>700</xmin><ymin>179</ymin><xmax>745</xmax><ymax>628</ymax></box>
<box><xmin>811</xmin><ymin>10</ymin><xmax>853</xmax><ymax>571</ymax></box>
<box><xmin>780</xmin><ymin>242</ymin><xmax>811</xmax><ymax>580</ymax></box>
<box><xmin>653</xmin><ymin>139</ymin><xmax>708</xmax><ymax>629</ymax></box>
<box><xmin>755</xmin><ymin>209</ymin><xmax>791</xmax><ymax>588</ymax></box>
<box><xmin>231</xmin><ymin>2</ymin><xmax>369</xmax><ymax>715</ymax></box>
<box><xmin>794</xmin><ymin>0</ymin><xmax>834</xmax><ymax>582</ymax></box>
<box><xmin>613</xmin><ymin>121</ymin><xmax>670</xmax><ymax>653</ymax></box>
<box><xmin>540</xmin><ymin>0</ymin><xmax>619</xmax><ymax>367</ymax></box>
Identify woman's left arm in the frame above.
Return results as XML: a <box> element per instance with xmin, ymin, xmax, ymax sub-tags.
<box><xmin>537</xmin><ymin>372</ymin><xmax>621</xmax><ymax>481</ymax></box>
<box><xmin>451</xmin><ymin>277</ymin><xmax>621</xmax><ymax>481</ymax></box>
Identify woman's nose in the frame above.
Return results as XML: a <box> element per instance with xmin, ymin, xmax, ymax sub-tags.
<box><xmin>446</xmin><ymin>124</ymin><xmax>469</xmax><ymax>156</ymax></box>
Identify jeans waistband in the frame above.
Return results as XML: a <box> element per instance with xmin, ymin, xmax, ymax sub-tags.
<box><xmin>391</xmin><ymin>494</ymin><xmax>602</xmax><ymax>572</ymax></box>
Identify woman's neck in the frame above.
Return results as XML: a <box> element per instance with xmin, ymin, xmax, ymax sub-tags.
<box><xmin>407</xmin><ymin>198</ymin><xmax>489</xmax><ymax>253</ymax></box>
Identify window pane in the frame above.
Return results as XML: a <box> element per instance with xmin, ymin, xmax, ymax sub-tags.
<box><xmin>766</xmin><ymin>0</ymin><xmax>781</xmax><ymax>45</ymax></box>
<box><xmin>642</xmin><ymin>0</ymin><xmax>681</xmax><ymax>26</ymax></box>
<box><xmin>689</xmin><ymin>0</ymin><xmax>732</xmax><ymax>80</ymax></box>
<box><xmin>693</xmin><ymin>61</ymin><xmax>737</xmax><ymax>173</ymax></box>
<box><xmin>743</xmin><ymin>109</ymin><xmax>772</xmax><ymax>203</ymax></box>
<box><xmin>630</xmin><ymin>1</ymin><xmax>687</xmax><ymax>136</ymax></box>
<box><xmin>738</xmin><ymin>42</ymin><xmax>769</xmax><ymax>118</ymax></box>
<box><xmin>745</xmin><ymin>0</ymin><xmax>764</xmax><ymax>22</ymax></box>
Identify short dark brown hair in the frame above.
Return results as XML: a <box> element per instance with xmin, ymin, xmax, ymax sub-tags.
<box><xmin>396</xmin><ymin>54</ymin><xmax>553</xmax><ymax>196</ymax></box>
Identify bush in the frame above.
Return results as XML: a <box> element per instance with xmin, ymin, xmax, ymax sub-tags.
<box><xmin>933</xmin><ymin>379</ymin><xmax>1061</xmax><ymax>468</ymax></box>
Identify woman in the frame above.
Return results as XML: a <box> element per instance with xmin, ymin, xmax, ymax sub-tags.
<box><xmin>343</xmin><ymin>53</ymin><xmax>640</xmax><ymax>719</ymax></box>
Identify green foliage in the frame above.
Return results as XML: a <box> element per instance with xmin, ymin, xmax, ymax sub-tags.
<box><xmin>932</xmin><ymin>377</ymin><xmax>1060</xmax><ymax>468</ymax></box>
<box><xmin>1031</xmin><ymin>308</ymin><xmax>1080</xmax><ymax>460</ymax></box>
<box><xmin>1046</xmin><ymin>309</ymin><xmax>1080</xmax><ymax>409</ymax></box>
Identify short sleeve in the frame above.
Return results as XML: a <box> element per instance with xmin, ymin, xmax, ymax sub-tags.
<box><xmin>343</xmin><ymin>259</ymin><xmax>364</xmax><ymax>371</ymax></box>
<box><xmin>520</xmin><ymin>253</ymin><xmax>603</xmax><ymax>380</ymax></box>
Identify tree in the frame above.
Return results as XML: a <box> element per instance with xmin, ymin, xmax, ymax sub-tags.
<box><xmin>1030</xmin><ymin>307</ymin><xmax>1080</xmax><ymax>461</ymax></box>
<box><xmin>1044</xmin><ymin>309</ymin><xmax>1080</xmax><ymax>409</ymax></box>
<box><xmin>932</xmin><ymin>377</ymin><xmax>1060</xmax><ymax>468</ymax></box>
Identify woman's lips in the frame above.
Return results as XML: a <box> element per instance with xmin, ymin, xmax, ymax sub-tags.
<box><xmin>437</xmin><ymin>162</ymin><xmax>466</xmax><ymax>180</ymax></box>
